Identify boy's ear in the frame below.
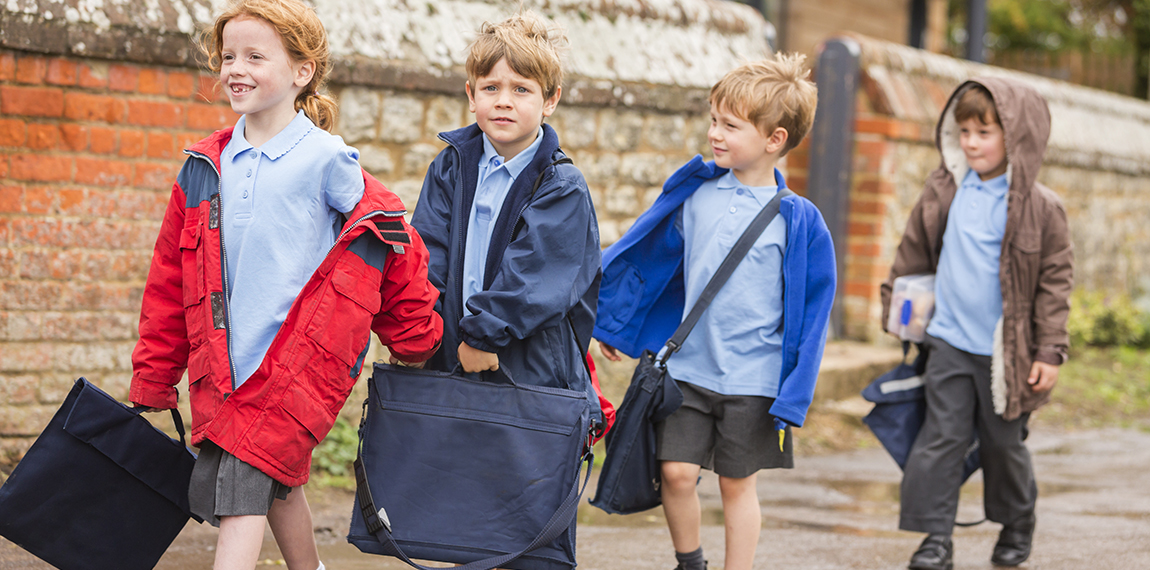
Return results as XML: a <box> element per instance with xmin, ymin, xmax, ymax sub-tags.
<box><xmin>293</xmin><ymin>60</ymin><xmax>316</xmax><ymax>88</ymax></box>
<box><xmin>765</xmin><ymin>127</ymin><xmax>789</xmax><ymax>154</ymax></box>
<box><xmin>541</xmin><ymin>86</ymin><xmax>562</xmax><ymax>121</ymax></box>
<box><xmin>465</xmin><ymin>81</ymin><xmax>477</xmax><ymax>113</ymax></box>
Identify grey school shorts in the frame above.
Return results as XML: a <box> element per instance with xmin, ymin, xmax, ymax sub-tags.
<box><xmin>188</xmin><ymin>440</ymin><xmax>290</xmax><ymax>527</ymax></box>
<box><xmin>656</xmin><ymin>380</ymin><xmax>794</xmax><ymax>479</ymax></box>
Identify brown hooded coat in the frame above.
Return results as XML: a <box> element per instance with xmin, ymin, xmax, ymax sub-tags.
<box><xmin>880</xmin><ymin>76</ymin><xmax>1074</xmax><ymax>421</ymax></box>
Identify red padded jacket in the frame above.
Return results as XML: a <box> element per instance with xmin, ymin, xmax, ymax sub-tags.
<box><xmin>129</xmin><ymin>128</ymin><xmax>442</xmax><ymax>486</ymax></box>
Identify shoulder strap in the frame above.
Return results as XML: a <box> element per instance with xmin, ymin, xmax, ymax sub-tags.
<box><xmin>659</xmin><ymin>188</ymin><xmax>794</xmax><ymax>365</ymax></box>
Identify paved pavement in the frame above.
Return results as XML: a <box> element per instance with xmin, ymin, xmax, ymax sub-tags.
<box><xmin>3</xmin><ymin>425</ymin><xmax>1148</xmax><ymax>569</ymax></box>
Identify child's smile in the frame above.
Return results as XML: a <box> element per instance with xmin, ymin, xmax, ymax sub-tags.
<box><xmin>219</xmin><ymin>15</ymin><xmax>313</xmax><ymax>143</ymax></box>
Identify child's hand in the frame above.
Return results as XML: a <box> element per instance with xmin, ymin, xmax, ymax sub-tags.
<box><xmin>1027</xmin><ymin>361</ymin><xmax>1059</xmax><ymax>393</ymax></box>
<box><xmin>388</xmin><ymin>354</ymin><xmax>426</xmax><ymax>369</ymax></box>
<box><xmin>458</xmin><ymin>341</ymin><xmax>499</xmax><ymax>372</ymax></box>
<box><xmin>599</xmin><ymin>341</ymin><xmax>622</xmax><ymax>362</ymax></box>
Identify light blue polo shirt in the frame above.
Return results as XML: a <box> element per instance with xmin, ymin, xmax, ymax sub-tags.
<box><xmin>665</xmin><ymin>171</ymin><xmax>787</xmax><ymax>398</ymax></box>
<box><xmin>461</xmin><ymin>128</ymin><xmax>543</xmax><ymax>315</ymax></box>
<box><xmin>220</xmin><ymin>111</ymin><xmax>365</xmax><ymax>387</ymax></box>
<box><xmin>927</xmin><ymin>169</ymin><xmax>1009</xmax><ymax>355</ymax></box>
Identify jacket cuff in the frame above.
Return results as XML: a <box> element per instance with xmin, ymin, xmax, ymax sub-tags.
<box><xmin>1034</xmin><ymin>347</ymin><xmax>1066</xmax><ymax>366</ymax></box>
<box><xmin>129</xmin><ymin>376</ymin><xmax>178</xmax><ymax>409</ymax></box>
<box><xmin>389</xmin><ymin>340</ymin><xmax>441</xmax><ymax>364</ymax></box>
<box><xmin>460</xmin><ymin>331</ymin><xmax>500</xmax><ymax>354</ymax></box>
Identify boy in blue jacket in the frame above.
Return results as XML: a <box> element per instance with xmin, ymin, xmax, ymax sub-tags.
<box><xmin>410</xmin><ymin>11</ymin><xmax>601</xmax><ymax>400</ymax></box>
<box><xmin>595</xmin><ymin>54</ymin><xmax>836</xmax><ymax>570</ymax></box>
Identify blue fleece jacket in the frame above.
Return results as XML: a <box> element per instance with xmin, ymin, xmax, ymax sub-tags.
<box><xmin>593</xmin><ymin>156</ymin><xmax>836</xmax><ymax>427</ymax></box>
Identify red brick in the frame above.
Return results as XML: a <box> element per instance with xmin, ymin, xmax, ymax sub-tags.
<box><xmin>108</xmin><ymin>64</ymin><xmax>139</xmax><ymax>92</ymax></box>
<box><xmin>58</xmin><ymin>187</ymin><xmax>86</xmax><ymax>214</ymax></box>
<box><xmin>14</xmin><ymin>55</ymin><xmax>46</xmax><ymax>84</ymax></box>
<box><xmin>0</xmin><ymin>185</ymin><xmax>21</xmax><ymax>213</ymax></box>
<box><xmin>60</xmin><ymin>124</ymin><xmax>89</xmax><ymax>151</ymax></box>
<box><xmin>63</xmin><ymin>92</ymin><xmax>125</xmax><ymax>123</ymax></box>
<box><xmin>26</xmin><ymin>124</ymin><xmax>62</xmax><ymax>150</ymax></box>
<box><xmin>167</xmin><ymin>71</ymin><xmax>196</xmax><ymax>99</ymax></box>
<box><xmin>138</xmin><ymin>68</ymin><xmax>167</xmax><ymax>95</ymax></box>
<box><xmin>23</xmin><ymin>186</ymin><xmax>53</xmax><ymax>214</ymax></box>
<box><xmin>195</xmin><ymin>75</ymin><xmax>222</xmax><ymax>103</ymax></box>
<box><xmin>75</xmin><ymin>157</ymin><xmax>132</xmax><ymax>187</ymax></box>
<box><xmin>0</xmin><ymin>154</ymin><xmax>9</xmax><ymax>178</ymax></box>
<box><xmin>849</xmin><ymin>197</ymin><xmax>886</xmax><ymax>215</ymax></box>
<box><xmin>10</xmin><ymin>154</ymin><xmax>71</xmax><ymax>183</ymax></box>
<box><xmin>855</xmin><ymin>117</ymin><xmax>898</xmax><ymax>137</ymax></box>
<box><xmin>855</xmin><ymin>179</ymin><xmax>894</xmax><ymax>196</ymax></box>
<box><xmin>848</xmin><ymin>221</ymin><xmax>880</xmax><ymax>238</ymax></box>
<box><xmin>0</xmin><ymin>53</ymin><xmax>14</xmax><ymax>81</ymax></box>
<box><xmin>176</xmin><ymin>131</ymin><xmax>201</xmax><ymax>151</ymax></box>
<box><xmin>844</xmin><ymin>281</ymin><xmax>874</xmax><ymax>297</ymax></box>
<box><xmin>854</xmin><ymin>139</ymin><xmax>889</xmax><ymax>158</ymax></box>
<box><xmin>1</xmin><ymin>86</ymin><xmax>65</xmax><ymax>117</ymax></box>
<box><xmin>146</xmin><ymin>131</ymin><xmax>176</xmax><ymax>159</ymax></box>
<box><xmin>127</xmin><ymin>100</ymin><xmax>185</xmax><ymax>128</ymax></box>
<box><xmin>135</xmin><ymin>163</ymin><xmax>178</xmax><ymax>190</ymax></box>
<box><xmin>88</xmin><ymin>188</ymin><xmax>117</xmax><ymax>217</ymax></box>
<box><xmin>848</xmin><ymin>242</ymin><xmax>882</xmax><ymax>258</ymax></box>
<box><xmin>45</xmin><ymin>58</ymin><xmax>79</xmax><ymax>86</ymax></box>
<box><xmin>119</xmin><ymin>129</ymin><xmax>145</xmax><ymax>157</ymax></box>
<box><xmin>78</xmin><ymin>62</ymin><xmax>109</xmax><ymax>89</ymax></box>
<box><xmin>187</xmin><ymin>103</ymin><xmax>235</xmax><ymax>130</ymax></box>
<box><xmin>89</xmin><ymin>126</ymin><xmax>117</xmax><ymax>154</ymax></box>
<box><xmin>0</xmin><ymin>118</ymin><xmax>26</xmax><ymax>147</ymax></box>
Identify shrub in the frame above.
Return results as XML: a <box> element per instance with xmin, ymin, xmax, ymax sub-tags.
<box><xmin>1068</xmin><ymin>289</ymin><xmax>1150</xmax><ymax>349</ymax></box>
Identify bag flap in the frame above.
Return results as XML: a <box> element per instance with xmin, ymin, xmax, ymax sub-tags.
<box><xmin>62</xmin><ymin>379</ymin><xmax>197</xmax><ymax>515</ymax></box>
<box><xmin>861</xmin><ymin>363</ymin><xmax>926</xmax><ymax>404</ymax></box>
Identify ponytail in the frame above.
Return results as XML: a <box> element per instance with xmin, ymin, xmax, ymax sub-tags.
<box><xmin>297</xmin><ymin>91</ymin><xmax>338</xmax><ymax>133</ymax></box>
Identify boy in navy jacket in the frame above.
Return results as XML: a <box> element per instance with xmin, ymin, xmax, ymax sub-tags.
<box><xmin>410</xmin><ymin>11</ymin><xmax>601</xmax><ymax>401</ymax></box>
<box><xmin>595</xmin><ymin>55</ymin><xmax>836</xmax><ymax>570</ymax></box>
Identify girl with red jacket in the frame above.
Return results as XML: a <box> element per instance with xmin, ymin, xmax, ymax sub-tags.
<box><xmin>129</xmin><ymin>1</ymin><xmax>442</xmax><ymax>569</ymax></box>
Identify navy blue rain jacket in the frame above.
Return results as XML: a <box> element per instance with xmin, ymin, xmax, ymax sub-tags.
<box><xmin>411</xmin><ymin>123</ymin><xmax>602</xmax><ymax>398</ymax></box>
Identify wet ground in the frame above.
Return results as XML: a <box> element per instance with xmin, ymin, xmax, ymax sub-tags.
<box><xmin>2</xmin><ymin>425</ymin><xmax>1148</xmax><ymax>569</ymax></box>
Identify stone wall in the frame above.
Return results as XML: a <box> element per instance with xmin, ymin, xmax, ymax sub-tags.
<box><xmin>0</xmin><ymin>0</ymin><xmax>769</xmax><ymax>464</ymax></box>
<box><xmin>835</xmin><ymin>34</ymin><xmax>1150</xmax><ymax>342</ymax></box>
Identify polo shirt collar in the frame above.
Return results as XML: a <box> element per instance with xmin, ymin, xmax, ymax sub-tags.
<box><xmin>961</xmin><ymin>168</ymin><xmax>1009</xmax><ymax>196</ymax></box>
<box><xmin>717</xmin><ymin>171</ymin><xmax>778</xmax><ymax>206</ymax></box>
<box><xmin>480</xmin><ymin>127</ymin><xmax>544</xmax><ymax>180</ymax></box>
<box><xmin>225</xmin><ymin>111</ymin><xmax>314</xmax><ymax>162</ymax></box>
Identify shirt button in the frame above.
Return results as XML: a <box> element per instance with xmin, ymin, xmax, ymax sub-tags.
<box><xmin>246</xmin><ymin>170</ymin><xmax>252</xmax><ymax>177</ymax></box>
<box><xmin>729</xmin><ymin>206</ymin><xmax>737</xmax><ymax>214</ymax></box>
<box><xmin>736</xmin><ymin>188</ymin><xmax>744</xmax><ymax>195</ymax></box>
<box><xmin>242</xmin><ymin>191</ymin><xmax>248</xmax><ymax>198</ymax></box>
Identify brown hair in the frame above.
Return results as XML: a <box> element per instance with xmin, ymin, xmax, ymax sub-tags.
<box><xmin>466</xmin><ymin>10</ymin><xmax>567</xmax><ymax>101</ymax></box>
<box><xmin>200</xmin><ymin>0</ymin><xmax>338</xmax><ymax>131</ymax></box>
<box><xmin>954</xmin><ymin>84</ymin><xmax>1000</xmax><ymax>126</ymax></box>
<box><xmin>709</xmin><ymin>53</ymin><xmax>818</xmax><ymax>156</ymax></box>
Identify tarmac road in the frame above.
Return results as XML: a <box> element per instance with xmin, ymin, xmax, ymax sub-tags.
<box><xmin>2</xmin><ymin>426</ymin><xmax>1148</xmax><ymax>569</ymax></box>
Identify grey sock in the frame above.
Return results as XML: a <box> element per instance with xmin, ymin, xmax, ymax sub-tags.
<box><xmin>675</xmin><ymin>547</ymin><xmax>706</xmax><ymax>570</ymax></box>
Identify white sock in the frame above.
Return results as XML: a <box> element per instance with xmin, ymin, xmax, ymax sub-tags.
<box><xmin>316</xmin><ymin>564</ymin><xmax>325</xmax><ymax>570</ymax></box>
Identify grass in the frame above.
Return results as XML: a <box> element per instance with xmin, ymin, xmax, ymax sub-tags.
<box><xmin>1037</xmin><ymin>346</ymin><xmax>1150</xmax><ymax>429</ymax></box>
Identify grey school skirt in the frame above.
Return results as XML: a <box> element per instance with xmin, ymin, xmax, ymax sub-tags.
<box><xmin>188</xmin><ymin>440</ymin><xmax>290</xmax><ymax>527</ymax></box>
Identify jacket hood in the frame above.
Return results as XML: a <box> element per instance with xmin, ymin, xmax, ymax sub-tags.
<box><xmin>936</xmin><ymin>77</ymin><xmax>1051</xmax><ymax>195</ymax></box>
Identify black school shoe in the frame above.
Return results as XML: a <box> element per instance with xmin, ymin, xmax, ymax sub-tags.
<box><xmin>672</xmin><ymin>563</ymin><xmax>707</xmax><ymax>570</ymax></box>
<box><xmin>992</xmin><ymin>513</ymin><xmax>1036</xmax><ymax>566</ymax></box>
<box><xmin>908</xmin><ymin>534</ymin><xmax>953</xmax><ymax>570</ymax></box>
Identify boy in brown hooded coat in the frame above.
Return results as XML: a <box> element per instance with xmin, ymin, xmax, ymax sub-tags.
<box><xmin>881</xmin><ymin>77</ymin><xmax>1073</xmax><ymax>569</ymax></box>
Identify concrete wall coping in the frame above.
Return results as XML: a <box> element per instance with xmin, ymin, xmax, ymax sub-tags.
<box><xmin>846</xmin><ymin>33</ymin><xmax>1150</xmax><ymax>176</ymax></box>
<box><xmin>2</xmin><ymin>0</ymin><xmax>770</xmax><ymax>109</ymax></box>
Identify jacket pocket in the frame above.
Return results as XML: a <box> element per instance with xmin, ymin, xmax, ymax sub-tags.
<box><xmin>186</xmin><ymin>347</ymin><xmax>214</xmax><ymax>433</ymax></box>
<box><xmin>180</xmin><ymin>224</ymin><xmax>207</xmax><ymax>343</ymax></box>
<box><xmin>1009</xmin><ymin>230</ymin><xmax>1042</xmax><ymax>309</ymax></box>
<box><xmin>306</xmin><ymin>262</ymin><xmax>381</xmax><ymax>366</ymax></box>
<box><xmin>254</xmin><ymin>380</ymin><xmax>335</xmax><ymax>473</ymax></box>
<box><xmin>597</xmin><ymin>259</ymin><xmax>645</xmax><ymax>334</ymax></box>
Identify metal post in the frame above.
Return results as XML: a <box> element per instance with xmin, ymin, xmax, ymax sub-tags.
<box><xmin>909</xmin><ymin>0</ymin><xmax>927</xmax><ymax>49</ymax></box>
<box><xmin>807</xmin><ymin>38</ymin><xmax>860</xmax><ymax>339</ymax></box>
<box><xmin>966</xmin><ymin>0</ymin><xmax>987</xmax><ymax>63</ymax></box>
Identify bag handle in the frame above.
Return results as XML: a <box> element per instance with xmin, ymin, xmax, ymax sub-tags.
<box><xmin>354</xmin><ymin>438</ymin><xmax>594</xmax><ymax>570</ymax></box>
<box><xmin>132</xmin><ymin>407</ymin><xmax>188</xmax><ymax>448</ymax></box>
<box><xmin>659</xmin><ymin>188</ymin><xmax>794</xmax><ymax>365</ymax></box>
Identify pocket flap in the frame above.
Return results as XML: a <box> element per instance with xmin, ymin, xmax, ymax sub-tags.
<box><xmin>62</xmin><ymin>379</ymin><xmax>197</xmax><ymax>516</ymax></box>
<box><xmin>280</xmin><ymin>382</ymin><xmax>334</xmax><ymax>441</ymax></box>
<box><xmin>1011</xmin><ymin>230</ymin><xmax>1042</xmax><ymax>253</ymax></box>
<box><xmin>179</xmin><ymin>224</ymin><xmax>200</xmax><ymax>249</ymax></box>
<box><xmin>331</xmin><ymin>264</ymin><xmax>381</xmax><ymax>313</ymax></box>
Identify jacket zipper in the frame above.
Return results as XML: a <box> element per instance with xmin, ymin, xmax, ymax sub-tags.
<box><xmin>440</xmin><ymin>134</ymin><xmax>471</xmax><ymax>323</ymax></box>
<box><xmin>185</xmin><ymin>149</ymin><xmax>240</xmax><ymax>391</ymax></box>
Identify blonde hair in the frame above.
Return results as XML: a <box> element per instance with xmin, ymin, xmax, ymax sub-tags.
<box><xmin>466</xmin><ymin>10</ymin><xmax>567</xmax><ymax>101</ymax></box>
<box><xmin>200</xmin><ymin>0</ymin><xmax>338</xmax><ymax>132</ymax></box>
<box><xmin>709</xmin><ymin>53</ymin><xmax>818</xmax><ymax>156</ymax></box>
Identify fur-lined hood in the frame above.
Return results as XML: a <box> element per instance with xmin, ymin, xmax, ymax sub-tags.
<box><xmin>936</xmin><ymin>77</ymin><xmax>1051</xmax><ymax>202</ymax></box>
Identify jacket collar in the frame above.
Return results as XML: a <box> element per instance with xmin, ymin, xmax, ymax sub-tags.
<box><xmin>187</xmin><ymin>127</ymin><xmax>235</xmax><ymax>171</ymax></box>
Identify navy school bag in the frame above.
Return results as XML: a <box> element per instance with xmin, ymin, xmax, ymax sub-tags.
<box><xmin>0</xmin><ymin>377</ymin><xmax>200</xmax><ymax>570</ymax></box>
<box><xmin>861</xmin><ymin>344</ymin><xmax>981</xmax><ymax>482</ymax></box>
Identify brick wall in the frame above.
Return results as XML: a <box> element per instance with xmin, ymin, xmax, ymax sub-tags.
<box><xmin>0</xmin><ymin>49</ymin><xmax>239</xmax><ymax>463</ymax></box>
